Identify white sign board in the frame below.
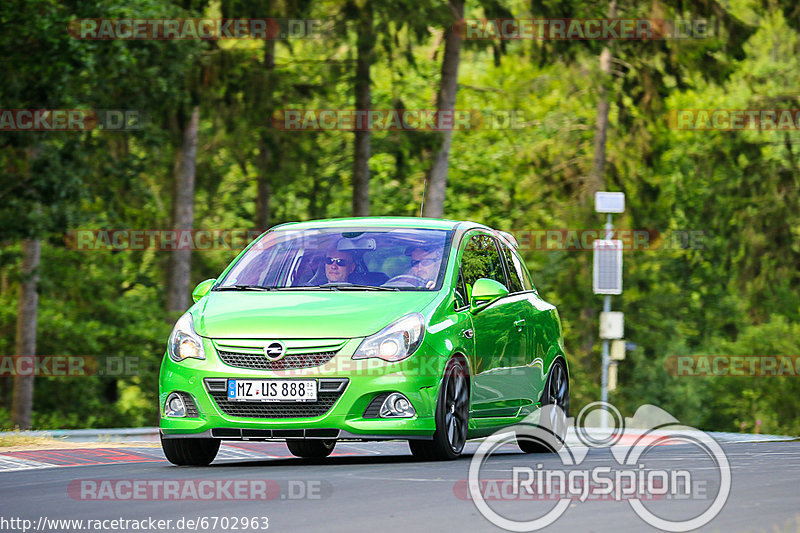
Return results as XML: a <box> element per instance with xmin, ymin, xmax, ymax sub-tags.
<box><xmin>595</xmin><ymin>191</ymin><xmax>625</xmax><ymax>213</ymax></box>
<box><xmin>593</xmin><ymin>239</ymin><xmax>623</xmax><ymax>294</ymax></box>
<box><xmin>600</xmin><ymin>311</ymin><xmax>624</xmax><ymax>339</ymax></box>
<box><xmin>610</xmin><ymin>339</ymin><xmax>627</xmax><ymax>360</ymax></box>
<box><xmin>608</xmin><ymin>363</ymin><xmax>618</xmax><ymax>391</ymax></box>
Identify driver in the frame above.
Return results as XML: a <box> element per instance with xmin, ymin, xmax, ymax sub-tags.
<box><xmin>324</xmin><ymin>249</ymin><xmax>355</xmax><ymax>283</ymax></box>
<box><xmin>408</xmin><ymin>246</ymin><xmax>442</xmax><ymax>289</ymax></box>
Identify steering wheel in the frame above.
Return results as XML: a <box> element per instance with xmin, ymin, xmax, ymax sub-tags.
<box><xmin>384</xmin><ymin>274</ymin><xmax>428</xmax><ymax>287</ymax></box>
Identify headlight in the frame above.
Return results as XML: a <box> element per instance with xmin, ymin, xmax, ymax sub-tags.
<box><xmin>352</xmin><ymin>313</ymin><xmax>425</xmax><ymax>362</ymax></box>
<box><xmin>168</xmin><ymin>312</ymin><xmax>206</xmax><ymax>362</ymax></box>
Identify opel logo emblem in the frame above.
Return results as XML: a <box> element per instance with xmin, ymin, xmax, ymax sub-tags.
<box><xmin>264</xmin><ymin>341</ymin><xmax>286</xmax><ymax>361</ymax></box>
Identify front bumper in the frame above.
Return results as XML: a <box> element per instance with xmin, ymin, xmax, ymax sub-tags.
<box><xmin>159</xmin><ymin>338</ymin><xmax>446</xmax><ymax>441</ymax></box>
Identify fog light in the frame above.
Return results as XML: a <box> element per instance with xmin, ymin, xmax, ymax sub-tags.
<box><xmin>165</xmin><ymin>392</ymin><xmax>186</xmax><ymax>417</ymax></box>
<box><xmin>379</xmin><ymin>392</ymin><xmax>416</xmax><ymax>418</ymax></box>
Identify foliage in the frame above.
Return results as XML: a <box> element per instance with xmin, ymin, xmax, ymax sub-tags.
<box><xmin>0</xmin><ymin>0</ymin><xmax>798</xmax><ymax>433</ymax></box>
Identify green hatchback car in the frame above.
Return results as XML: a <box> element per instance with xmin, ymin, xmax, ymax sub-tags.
<box><xmin>160</xmin><ymin>217</ymin><xmax>569</xmax><ymax>464</ymax></box>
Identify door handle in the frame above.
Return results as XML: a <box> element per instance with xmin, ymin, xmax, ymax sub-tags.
<box><xmin>513</xmin><ymin>319</ymin><xmax>526</xmax><ymax>329</ymax></box>
<box><xmin>461</xmin><ymin>329</ymin><xmax>474</xmax><ymax>339</ymax></box>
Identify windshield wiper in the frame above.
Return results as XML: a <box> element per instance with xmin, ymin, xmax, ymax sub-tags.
<box><xmin>324</xmin><ymin>284</ymin><xmax>399</xmax><ymax>291</ymax></box>
<box><xmin>274</xmin><ymin>285</ymin><xmax>340</xmax><ymax>291</ymax></box>
<box><xmin>214</xmin><ymin>284</ymin><xmax>274</xmax><ymax>291</ymax></box>
<box><xmin>275</xmin><ymin>283</ymin><xmax>398</xmax><ymax>291</ymax></box>
<box><xmin>217</xmin><ymin>283</ymin><xmax>400</xmax><ymax>292</ymax></box>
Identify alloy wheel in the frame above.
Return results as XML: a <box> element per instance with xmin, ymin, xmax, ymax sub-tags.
<box><xmin>443</xmin><ymin>361</ymin><xmax>469</xmax><ymax>453</ymax></box>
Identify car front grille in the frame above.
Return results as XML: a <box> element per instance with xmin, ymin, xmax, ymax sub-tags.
<box><xmin>363</xmin><ymin>392</ymin><xmax>391</xmax><ymax>418</ymax></box>
<box><xmin>204</xmin><ymin>378</ymin><xmax>348</xmax><ymax>419</ymax></box>
<box><xmin>212</xmin><ymin>338</ymin><xmax>347</xmax><ymax>371</ymax></box>
<box><xmin>217</xmin><ymin>350</ymin><xmax>338</xmax><ymax>371</ymax></box>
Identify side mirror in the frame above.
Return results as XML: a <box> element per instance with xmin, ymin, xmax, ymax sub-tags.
<box><xmin>192</xmin><ymin>279</ymin><xmax>216</xmax><ymax>303</ymax></box>
<box><xmin>469</xmin><ymin>278</ymin><xmax>509</xmax><ymax>313</ymax></box>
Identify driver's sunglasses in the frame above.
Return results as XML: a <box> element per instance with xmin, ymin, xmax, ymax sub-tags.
<box><xmin>410</xmin><ymin>258</ymin><xmax>438</xmax><ymax>267</ymax></box>
<box><xmin>325</xmin><ymin>257</ymin><xmax>350</xmax><ymax>266</ymax></box>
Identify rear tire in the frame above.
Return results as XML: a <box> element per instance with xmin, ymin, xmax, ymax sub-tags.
<box><xmin>286</xmin><ymin>439</ymin><xmax>336</xmax><ymax>458</ymax></box>
<box><xmin>409</xmin><ymin>357</ymin><xmax>469</xmax><ymax>461</ymax></box>
<box><xmin>517</xmin><ymin>359</ymin><xmax>569</xmax><ymax>453</ymax></box>
<box><xmin>161</xmin><ymin>435</ymin><xmax>220</xmax><ymax>466</ymax></box>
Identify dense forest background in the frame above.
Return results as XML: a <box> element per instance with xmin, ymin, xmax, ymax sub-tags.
<box><xmin>1</xmin><ymin>0</ymin><xmax>799</xmax><ymax>435</ymax></box>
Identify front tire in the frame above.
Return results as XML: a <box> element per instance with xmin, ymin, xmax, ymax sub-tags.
<box><xmin>517</xmin><ymin>359</ymin><xmax>569</xmax><ymax>453</ymax></box>
<box><xmin>409</xmin><ymin>357</ymin><xmax>469</xmax><ymax>461</ymax></box>
<box><xmin>161</xmin><ymin>435</ymin><xmax>220</xmax><ymax>466</ymax></box>
<box><xmin>286</xmin><ymin>439</ymin><xmax>336</xmax><ymax>458</ymax></box>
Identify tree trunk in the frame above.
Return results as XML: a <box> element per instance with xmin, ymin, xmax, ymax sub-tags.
<box><xmin>11</xmin><ymin>238</ymin><xmax>41</xmax><ymax>429</ymax></box>
<box><xmin>589</xmin><ymin>1</ymin><xmax>617</xmax><ymax>197</ymax></box>
<box><xmin>256</xmin><ymin>38</ymin><xmax>277</xmax><ymax>230</ymax></box>
<box><xmin>308</xmin><ymin>158</ymin><xmax>323</xmax><ymax>219</ymax></box>
<box><xmin>352</xmin><ymin>2</ymin><xmax>374</xmax><ymax>217</ymax></box>
<box><xmin>585</xmin><ymin>1</ymin><xmax>618</xmax><ymax>364</ymax></box>
<box><xmin>255</xmin><ymin>145</ymin><xmax>272</xmax><ymax>230</ymax></box>
<box><xmin>422</xmin><ymin>0</ymin><xmax>464</xmax><ymax>219</ymax></box>
<box><xmin>166</xmin><ymin>106</ymin><xmax>199</xmax><ymax>314</ymax></box>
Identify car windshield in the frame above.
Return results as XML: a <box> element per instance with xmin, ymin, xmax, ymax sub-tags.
<box><xmin>215</xmin><ymin>227</ymin><xmax>452</xmax><ymax>291</ymax></box>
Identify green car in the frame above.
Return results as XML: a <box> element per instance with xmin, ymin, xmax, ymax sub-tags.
<box><xmin>159</xmin><ymin>217</ymin><xmax>569</xmax><ymax>464</ymax></box>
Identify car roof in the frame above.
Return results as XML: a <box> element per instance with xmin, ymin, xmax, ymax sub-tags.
<box><xmin>271</xmin><ymin>217</ymin><xmax>490</xmax><ymax>232</ymax></box>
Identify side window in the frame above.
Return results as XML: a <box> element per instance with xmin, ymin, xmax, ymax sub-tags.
<box><xmin>461</xmin><ymin>234</ymin><xmax>507</xmax><ymax>293</ymax></box>
<box><xmin>519</xmin><ymin>263</ymin><xmax>535</xmax><ymax>291</ymax></box>
<box><xmin>454</xmin><ymin>270</ymin><xmax>468</xmax><ymax>309</ymax></box>
<box><xmin>498</xmin><ymin>242</ymin><xmax>524</xmax><ymax>293</ymax></box>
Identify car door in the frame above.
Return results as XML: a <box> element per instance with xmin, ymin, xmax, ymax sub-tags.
<box><xmin>497</xmin><ymin>238</ymin><xmax>551</xmax><ymax>413</ymax></box>
<box><xmin>460</xmin><ymin>232</ymin><xmax>527</xmax><ymax>417</ymax></box>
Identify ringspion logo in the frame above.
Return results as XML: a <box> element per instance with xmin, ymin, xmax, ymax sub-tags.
<box><xmin>465</xmin><ymin>403</ymin><xmax>731</xmax><ymax>531</ymax></box>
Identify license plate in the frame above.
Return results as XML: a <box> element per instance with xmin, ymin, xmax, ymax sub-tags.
<box><xmin>227</xmin><ymin>379</ymin><xmax>317</xmax><ymax>402</ymax></box>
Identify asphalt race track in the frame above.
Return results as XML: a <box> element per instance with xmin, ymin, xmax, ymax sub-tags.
<box><xmin>0</xmin><ymin>438</ymin><xmax>798</xmax><ymax>533</ymax></box>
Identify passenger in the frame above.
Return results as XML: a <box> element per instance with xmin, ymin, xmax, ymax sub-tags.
<box><xmin>294</xmin><ymin>253</ymin><xmax>323</xmax><ymax>286</ymax></box>
<box><xmin>407</xmin><ymin>246</ymin><xmax>442</xmax><ymax>289</ymax></box>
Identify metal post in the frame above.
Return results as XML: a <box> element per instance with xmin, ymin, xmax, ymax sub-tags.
<box><xmin>600</xmin><ymin>213</ymin><xmax>613</xmax><ymax>429</ymax></box>
<box><xmin>600</xmin><ymin>295</ymin><xmax>610</xmax><ymax>428</ymax></box>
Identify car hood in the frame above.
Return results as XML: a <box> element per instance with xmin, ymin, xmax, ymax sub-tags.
<box><xmin>195</xmin><ymin>291</ymin><xmax>440</xmax><ymax>339</ymax></box>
